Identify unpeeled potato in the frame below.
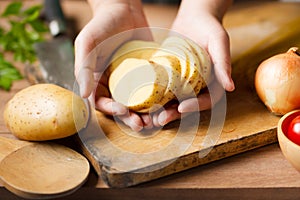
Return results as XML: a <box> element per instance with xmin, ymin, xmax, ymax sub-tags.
<box><xmin>3</xmin><ymin>84</ymin><xmax>88</xmax><ymax>141</ymax></box>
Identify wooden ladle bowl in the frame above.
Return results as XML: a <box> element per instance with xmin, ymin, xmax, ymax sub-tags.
<box><xmin>0</xmin><ymin>136</ymin><xmax>90</xmax><ymax>199</ymax></box>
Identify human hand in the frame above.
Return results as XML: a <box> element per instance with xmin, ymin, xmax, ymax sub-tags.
<box><xmin>150</xmin><ymin>0</ymin><xmax>235</xmax><ymax>127</ymax></box>
<box><xmin>74</xmin><ymin>0</ymin><xmax>152</xmax><ymax>131</ymax></box>
<box><xmin>75</xmin><ymin>0</ymin><xmax>235</xmax><ymax>131</ymax></box>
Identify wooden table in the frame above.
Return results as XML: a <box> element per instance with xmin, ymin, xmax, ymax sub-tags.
<box><xmin>1</xmin><ymin>1</ymin><xmax>300</xmax><ymax>199</ymax></box>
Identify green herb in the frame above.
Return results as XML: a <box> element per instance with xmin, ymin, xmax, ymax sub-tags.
<box><xmin>0</xmin><ymin>54</ymin><xmax>22</xmax><ymax>90</ymax></box>
<box><xmin>0</xmin><ymin>1</ymin><xmax>49</xmax><ymax>91</ymax></box>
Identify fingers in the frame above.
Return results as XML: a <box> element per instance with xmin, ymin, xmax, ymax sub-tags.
<box><xmin>95</xmin><ymin>96</ymin><xmax>143</xmax><ymax>131</ymax></box>
<box><xmin>118</xmin><ymin>112</ymin><xmax>144</xmax><ymax>132</ymax></box>
<box><xmin>95</xmin><ymin>96</ymin><xmax>127</xmax><ymax>116</ymax></box>
<box><xmin>140</xmin><ymin>114</ymin><xmax>154</xmax><ymax>129</ymax></box>
<box><xmin>208</xmin><ymin>28</ymin><xmax>235</xmax><ymax>92</ymax></box>
<box><xmin>74</xmin><ymin>17</ymin><xmax>131</xmax><ymax>98</ymax></box>
<box><xmin>95</xmin><ymin>95</ymin><xmax>154</xmax><ymax>131</ymax></box>
<box><xmin>74</xmin><ymin>21</ymin><xmax>98</xmax><ymax>98</ymax></box>
<box><xmin>179</xmin><ymin>96</ymin><xmax>210</xmax><ymax>113</ymax></box>
<box><xmin>151</xmin><ymin>80</ymin><xmax>225</xmax><ymax>127</ymax></box>
<box><xmin>178</xmin><ymin>80</ymin><xmax>225</xmax><ymax>113</ymax></box>
<box><xmin>76</xmin><ymin>67</ymin><xmax>96</xmax><ymax>98</ymax></box>
<box><xmin>153</xmin><ymin>104</ymin><xmax>181</xmax><ymax>127</ymax></box>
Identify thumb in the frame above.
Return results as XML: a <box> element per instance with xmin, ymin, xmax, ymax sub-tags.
<box><xmin>208</xmin><ymin>29</ymin><xmax>235</xmax><ymax>92</ymax></box>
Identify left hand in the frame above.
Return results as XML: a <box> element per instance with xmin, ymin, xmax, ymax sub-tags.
<box><xmin>149</xmin><ymin>2</ymin><xmax>235</xmax><ymax>127</ymax></box>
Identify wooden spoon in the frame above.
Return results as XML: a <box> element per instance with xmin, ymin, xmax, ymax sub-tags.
<box><xmin>0</xmin><ymin>136</ymin><xmax>32</xmax><ymax>162</ymax></box>
<box><xmin>0</xmin><ymin>136</ymin><xmax>90</xmax><ymax>199</ymax></box>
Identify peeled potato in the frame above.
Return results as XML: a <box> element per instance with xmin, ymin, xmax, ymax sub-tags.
<box><xmin>108</xmin><ymin>40</ymin><xmax>160</xmax><ymax>74</ymax></box>
<box><xmin>185</xmin><ymin>38</ymin><xmax>212</xmax><ymax>85</ymax></box>
<box><xmin>162</xmin><ymin>36</ymin><xmax>211</xmax><ymax>88</ymax></box>
<box><xmin>3</xmin><ymin>84</ymin><xmax>88</xmax><ymax>141</ymax></box>
<box><xmin>107</xmin><ymin>36</ymin><xmax>212</xmax><ymax>113</ymax></box>
<box><xmin>109</xmin><ymin>58</ymin><xmax>168</xmax><ymax>112</ymax></box>
<box><xmin>152</xmin><ymin>46</ymin><xmax>189</xmax><ymax>85</ymax></box>
<box><xmin>160</xmin><ymin>36</ymin><xmax>207</xmax><ymax>98</ymax></box>
<box><xmin>180</xmin><ymin>46</ymin><xmax>200</xmax><ymax>96</ymax></box>
<box><xmin>150</xmin><ymin>55</ymin><xmax>181</xmax><ymax>98</ymax></box>
<box><xmin>161</xmin><ymin>36</ymin><xmax>191</xmax><ymax>50</ymax></box>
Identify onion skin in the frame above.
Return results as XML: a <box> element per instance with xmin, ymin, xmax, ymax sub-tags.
<box><xmin>255</xmin><ymin>47</ymin><xmax>300</xmax><ymax>115</ymax></box>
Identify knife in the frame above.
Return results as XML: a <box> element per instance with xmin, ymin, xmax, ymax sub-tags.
<box><xmin>33</xmin><ymin>0</ymin><xmax>75</xmax><ymax>90</ymax></box>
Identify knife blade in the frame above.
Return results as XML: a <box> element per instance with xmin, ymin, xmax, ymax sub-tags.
<box><xmin>34</xmin><ymin>0</ymin><xmax>75</xmax><ymax>91</ymax></box>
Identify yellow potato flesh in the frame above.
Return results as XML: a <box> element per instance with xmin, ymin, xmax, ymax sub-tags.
<box><xmin>185</xmin><ymin>38</ymin><xmax>212</xmax><ymax>85</ymax></box>
<box><xmin>149</xmin><ymin>55</ymin><xmax>181</xmax><ymax>99</ymax></box>
<box><xmin>152</xmin><ymin>46</ymin><xmax>189</xmax><ymax>85</ymax></box>
<box><xmin>108</xmin><ymin>40</ymin><xmax>160</xmax><ymax>74</ymax></box>
<box><xmin>109</xmin><ymin>58</ymin><xmax>168</xmax><ymax>112</ymax></box>
<box><xmin>160</xmin><ymin>36</ymin><xmax>206</xmax><ymax>98</ymax></box>
<box><xmin>107</xmin><ymin>37</ymin><xmax>211</xmax><ymax>112</ymax></box>
<box><xmin>180</xmin><ymin>45</ymin><xmax>203</xmax><ymax>98</ymax></box>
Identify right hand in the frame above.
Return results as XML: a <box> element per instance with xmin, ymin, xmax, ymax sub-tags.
<box><xmin>74</xmin><ymin>0</ymin><xmax>152</xmax><ymax>131</ymax></box>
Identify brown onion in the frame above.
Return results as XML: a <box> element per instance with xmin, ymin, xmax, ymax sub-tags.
<box><xmin>255</xmin><ymin>47</ymin><xmax>300</xmax><ymax>115</ymax></box>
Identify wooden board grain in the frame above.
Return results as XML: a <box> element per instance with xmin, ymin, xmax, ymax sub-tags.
<box><xmin>76</xmin><ymin>73</ymin><xmax>279</xmax><ymax>188</ymax></box>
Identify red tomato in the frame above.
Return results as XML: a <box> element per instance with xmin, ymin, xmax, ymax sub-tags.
<box><xmin>287</xmin><ymin>115</ymin><xmax>300</xmax><ymax>145</ymax></box>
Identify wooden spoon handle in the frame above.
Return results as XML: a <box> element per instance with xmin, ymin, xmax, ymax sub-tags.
<box><xmin>0</xmin><ymin>135</ymin><xmax>32</xmax><ymax>162</ymax></box>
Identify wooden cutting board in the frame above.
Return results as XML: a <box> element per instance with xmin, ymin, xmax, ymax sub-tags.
<box><xmin>26</xmin><ymin>2</ymin><xmax>300</xmax><ymax>188</ymax></box>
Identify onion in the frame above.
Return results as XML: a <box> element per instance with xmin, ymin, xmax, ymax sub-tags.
<box><xmin>255</xmin><ymin>47</ymin><xmax>300</xmax><ymax>115</ymax></box>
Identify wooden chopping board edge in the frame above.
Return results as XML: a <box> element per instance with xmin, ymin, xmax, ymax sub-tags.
<box><xmin>83</xmin><ymin>128</ymin><xmax>277</xmax><ymax>188</ymax></box>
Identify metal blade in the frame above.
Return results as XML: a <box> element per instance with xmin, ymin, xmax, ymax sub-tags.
<box><xmin>34</xmin><ymin>37</ymin><xmax>75</xmax><ymax>90</ymax></box>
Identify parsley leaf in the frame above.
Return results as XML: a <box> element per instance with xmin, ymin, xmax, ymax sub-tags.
<box><xmin>1</xmin><ymin>1</ymin><xmax>22</xmax><ymax>17</ymax></box>
<box><xmin>0</xmin><ymin>55</ymin><xmax>22</xmax><ymax>91</ymax></box>
<box><xmin>0</xmin><ymin>1</ymin><xmax>49</xmax><ymax>91</ymax></box>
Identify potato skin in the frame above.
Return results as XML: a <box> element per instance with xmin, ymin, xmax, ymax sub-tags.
<box><xmin>3</xmin><ymin>84</ymin><xmax>88</xmax><ymax>141</ymax></box>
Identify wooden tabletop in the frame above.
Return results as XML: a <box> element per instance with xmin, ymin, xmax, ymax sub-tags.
<box><xmin>1</xmin><ymin>1</ymin><xmax>300</xmax><ymax>199</ymax></box>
